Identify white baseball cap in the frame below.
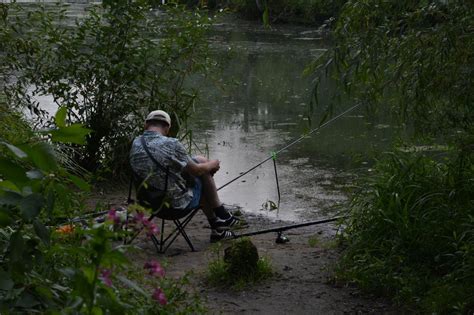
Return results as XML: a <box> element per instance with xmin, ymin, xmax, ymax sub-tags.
<box><xmin>145</xmin><ymin>110</ymin><xmax>171</xmax><ymax>126</ymax></box>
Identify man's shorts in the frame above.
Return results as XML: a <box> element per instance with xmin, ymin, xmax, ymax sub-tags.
<box><xmin>186</xmin><ymin>175</ymin><xmax>202</xmax><ymax>210</ymax></box>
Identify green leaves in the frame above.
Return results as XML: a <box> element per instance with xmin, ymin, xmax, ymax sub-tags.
<box><xmin>44</xmin><ymin>107</ymin><xmax>92</xmax><ymax>145</ymax></box>
<box><xmin>0</xmin><ymin>270</ymin><xmax>14</xmax><ymax>291</ymax></box>
<box><xmin>0</xmin><ymin>108</ymin><xmax>92</xmax><ymax>307</ymax></box>
<box><xmin>3</xmin><ymin>0</ymin><xmax>212</xmax><ymax>174</ymax></box>
<box><xmin>1</xmin><ymin>141</ymin><xmax>59</xmax><ymax>176</ymax></box>
<box><xmin>54</xmin><ymin>106</ymin><xmax>67</xmax><ymax>128</ymax></box>
<box><xmin>116</xmin><ymin>276</ymin><xmax>147</xmax><ymax>297</ymax></box>
<box><xmin>50</xmin><ymin>124</ymin><xmax>92</xmax><ymax>145</ymax></box>
<box><xmin>68</xmin><ymin>174</ymin><xmax>90</xmax><ymax>192</ymax></box>
<box><xmin>0</xmin><ymin>5</ymin><xmax>210</xmax><ymax>314</ymax></box>
<box><xmin>20</xmin><ymin>142</ymin><xmax>58</xmax><ymax>172</ymax></box>
<box><xmin>33</xmin><ymin>219</ymin><xmax>50</xmax><ymax>246</ymax></box>
<box><xmin>341</xmin><ymin>149</ymin><xmax>474</xmax><ymax>313</ymax></box>
<box><xmin>19</xmin><ymin>193</ymin><xmax>44</xmax><ymax>221</ymax></box>
<box><xmin>3</xmin><ymin>142</ymin><xmax>27</xmax><ymax>159</ymax></box>
<box><xmin>313</xmin><ymin>1</ymin><xmax>474</xmax><ymax>136</ymax></box>
<box><xmin>0</xmin><ymin>157</ymin><xmax>28</xmax><ymax>187</ymax></box>
<box><xmin>262</xmin><ymin>6</ymin><xmax>270</xmax><ymax>28</ymax></box>
<box><xmin>0</xmin><ymin>209</ymin><xmax>13</xmax><ymax>227</ymax></box>
<box><xmin>9</xmin><ymin>231</ymin><xmax>25</xmax><ymax>263</ymax></box>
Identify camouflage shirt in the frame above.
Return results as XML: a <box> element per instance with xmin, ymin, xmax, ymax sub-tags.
<box><xmin>129</xmin><ymin>131</ymin><xmax>193</xmax><ymax>210</ymax></box>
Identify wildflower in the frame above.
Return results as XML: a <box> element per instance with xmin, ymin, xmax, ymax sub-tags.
<box><xmin>107</xmin><ymin>209</ymin><xmax>121</xmax><ymax>225</ymax></box>
<box><xmin>152</xmin><ymin>288</ymin><xmax>167</xmax><ymax>305</ymax></box>
<box><xmin>56</xmin><ymin>224</ymin><xmax>74</xmax><ymax>234</ymax></box>
<box><xmin>132</xmin><ymin>211</ymin><xmax>146</xmax><ymax>225</ymax></box>
<box><xmin>144</xmin><ymin>260</ymin><xmax>165</xmax><ymax>277</ymax></box>
<box><xmin>144</xmin><ymin>220</ymin><xmax>159</xmax><ymax>236</ymax></box>
<box><xmin>99</xmin><ymin>268</ymin><xmax>113</xmax><ymax>287</ymax></box>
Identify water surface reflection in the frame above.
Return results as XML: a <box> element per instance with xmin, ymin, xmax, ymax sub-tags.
<box><xmin>190</xmin><ymin>19</ymin><xmax>393</xmax><ymax>222</ymax></box>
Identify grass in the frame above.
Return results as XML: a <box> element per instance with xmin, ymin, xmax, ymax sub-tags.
<box><xmin>308</xmin><ymin>234</ymin><xmax>338</xmax><ymax>249</ymax></box>
<box><xmin>308</xmin><ymin>235</ymin><xmax>320</xmax><ymax>247</ymax></box>
<box><xmin>206</xmin><ymin>238</ymin><xmax>273</xmax><ymax>290</ymax></box>
<box><xmin>122</xmin><ymin>262</ymin><xmax>207</xmax><ymax>314</ymax></box>
<box><xmin>0</xmin><ymin>99</ymin><xmax>33</xmax><ymax>146</ymax></box>
<box><xmin>337</xmin><ymin>148</ymin><xmax>474</xmax><ymax>313</ymax></box>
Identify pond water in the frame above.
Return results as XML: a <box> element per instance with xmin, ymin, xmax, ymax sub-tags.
<box><xmin>188</xmin><ymin>17</ymin><xmax>395</xmax><ymax>222</ymax></box>
<box><xmin>22</xmin><ymin>4</ymin><xmax>395</xmax><ymax>222</ymax></box>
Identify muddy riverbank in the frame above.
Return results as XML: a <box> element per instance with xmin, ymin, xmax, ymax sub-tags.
<box><xmin>92</xmin><ymin>188</ymin><xmax>395</xmax><ymax>314</ymax></box>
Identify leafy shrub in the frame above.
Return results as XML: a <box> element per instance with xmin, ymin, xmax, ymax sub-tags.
<box><xmin>309</xmin><ymin>1</ymin><xmax>474</xmax><ymax>312</ymax></box>
<box><xmin>0</xmin><ymin>108</ymin><xmax>204</xmax><ymax>313</ymax></box>
<box><xmin>309</xmin><ymin>0</ymin><xmax>474</xmax><ymax>136</ymax></box>
<box><xmin>338</xmin><ymin>149</ymin><xmax>474</xmax><ymax>313</ymax></box>
<box><xmin>0</xmin><ymin>99</ymin><xmax>33</xmax><ymax>147</ymax></box>
<box><xmin>1</xmin><ymin>0</ymin><xmax>212</xmax><ymax>175</ymax></box>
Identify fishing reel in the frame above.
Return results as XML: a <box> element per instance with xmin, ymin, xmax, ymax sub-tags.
<box><xmin>275</xmin><ymin>231</ymin><xmax>289</xmax><ymax>244</ymax></box>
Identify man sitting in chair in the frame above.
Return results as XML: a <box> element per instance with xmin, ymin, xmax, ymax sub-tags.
<box><xmin>129</xmin><ymin>110</ymin><xmax>239</xmax><ymax>242</ymax></box>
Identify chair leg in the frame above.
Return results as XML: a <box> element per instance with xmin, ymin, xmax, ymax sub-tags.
<box><xmin>174</xmin><ymin>219</ymin><xmax>195</xmax><ymax>251</ymax></box>
<box><xmin>141</xmin><ymin>208</ymin><xmax>200</xmax><ymax>254</ymax></box>
<box><xmin>150</xmin><ymin>219</ymin><xmax>167</xmax><ymax>254</ymax></box>
<box><xmin>160</xmin><ymin>219</ymin><xmax>165</xmax><ymax>253</ymax></box>
<box><xmin>158</xmin><ymin>208</ymin><xmax>200</xmax><ymax>253</ymax></box>
<box><xmin>163</xmin><ymin>228</ymin><xmax>185</xmax><ymax>253</ymax></box>
<box><xmin>151</xmin><ymin>234</ymin><xmax>160</xmax><ymax>252</ymax></box>
<box><xmin>151</xmin><ymin>218</ymin><xmax>192</xmax><ymax>253</ymax></box>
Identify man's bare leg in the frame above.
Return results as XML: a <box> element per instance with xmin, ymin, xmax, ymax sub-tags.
<box><xmin>193</xmin><ymin>155</ymin><xmax>231</xmax><ymax>220</ymax></box>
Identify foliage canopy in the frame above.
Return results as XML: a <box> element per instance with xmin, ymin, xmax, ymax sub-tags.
<box><xmin>311</xmin><ymin>0</ymin><xmax>473</xmax><ymax>138</ymax></box>
<box><xmin>0</xmin><ymin>2</ymin><xmax>211</xmax><ymax>312</ymax></box>
<box><xmin>0</xmin><ymin>1</ymin><xmax>212</xmax><ymax>175</ymax></box>
<box><xmin>0</xmin><ymin>105</ymin><xmax>206</xmax><ymax>313</ymax></box>
<box><xmin>313</xmin><ymin>1</ymin><xmax>474</xmax><ymax>312</ymax></box>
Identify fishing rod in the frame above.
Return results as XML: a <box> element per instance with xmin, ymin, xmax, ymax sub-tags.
<box><xmin>62</xmin><ymin>104</ymin><xmax>360</xmax><ymax>236</ymax></box>
<box><xmin>217</xmin><ymin>102</ymin><xmax>363</xmax><ymax>191</ymax></box>
<box><xmin>233</xmin><ymin>215</ymin><xmax>347</xmax><ymax>243</ymax></box>
<box><xmin>57</xmin><ymin>209</ymin><xmax>110</xmax><ymax>225</ymax></box>
<box><xmin>215</xmin><ymin>104</ymin><xmax>362</xmax><ymax>243</ymax></box>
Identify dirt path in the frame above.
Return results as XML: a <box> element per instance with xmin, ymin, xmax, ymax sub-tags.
<box><xmin>94</xmin><ymin>189</ymin><xmax>395</xmax><ymax>314</ymax></box>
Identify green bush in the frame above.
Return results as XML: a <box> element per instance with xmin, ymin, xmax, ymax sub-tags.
<box><xmin>310</xmin><ymin>1</ymin><xmax>474</xmax><ymax>136</ymax></box>
<box><xmin>1</xmin><ymin>1</ymin><xmax>212</xmax><ymax>175</ymax></box>
<box><xmin>310</xmin><ymin>1</ymin><xmax>474</xmax><ymax>312</ymax></box>
<box><xmin>338</xmin><ymin>149</ymin><xmax>474</xmax><ymax>313</ymax></box>
<box><xmin>0</xmin><ymin>98</ymin><xmax>32</xmax><ymax>147</ymax></box>
<box><xmin>0</xmin><ymin>108</ymin><xmax>204</xmax><ymax>313</ymax></box>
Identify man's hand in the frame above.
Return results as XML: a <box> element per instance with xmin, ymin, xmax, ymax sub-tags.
<box><xmin>209</xmin><ymin>159</ymin><xmax>220</xmax><ymax>176</ymax></box>
<box><xmin>185</xmin><ymin>158</ymin><xmax>220</xmax><ymax>177</ymax></box>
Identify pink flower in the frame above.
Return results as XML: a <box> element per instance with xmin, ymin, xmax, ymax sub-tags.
<box><xmin>144</xmin><ymin>260</ymin><xmax>165</xmax><ymax>277</ymax></box>
<box><xmin>144</xmin><ymin>220</ymin><xmax>159</xmax><ymax>236</ymax></box>
<box><xmin>108</xmin><ymin>209</ymin><xmax>121</xmax><ymax>225</ymax></box>
<box><xmin>99</xmin><ymin>268</ymin><xmax>113</xmax><ymax>287</ymax></box>
<box><xmin>133</xmin><ymin>211</ymin><xmax>145</xmax><ymax>223</ymax></box>
<box><xmin>131</xmin><ymin>212</ymin><xmax>159</xmax><ymax>236</ymax></box>
<box><xmin>152</xmin><ymin>288</ymin><xmax>167</xmax><ymax>305</ymax></box>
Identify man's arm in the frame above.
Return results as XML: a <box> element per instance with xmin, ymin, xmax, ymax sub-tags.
<box><xmin>184</xmin><ymin>159</ymin><xmax>220</xmax><ymax>177</ymax></box>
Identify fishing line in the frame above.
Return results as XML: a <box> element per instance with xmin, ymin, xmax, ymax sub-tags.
<box><xmin>217</xmin><ymin>102</ymin><xmax>363</xmax><ymax>191</ymax></box>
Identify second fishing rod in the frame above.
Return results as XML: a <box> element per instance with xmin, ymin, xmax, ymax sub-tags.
<box><xmin>217</xmin><ymin>102</ymin><xmax>363</xmax><ymax>192</ymax></box>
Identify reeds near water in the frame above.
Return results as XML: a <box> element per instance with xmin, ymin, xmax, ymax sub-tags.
<box><xmin>338</xmin><ymin>149</ymin><xmax>474</xmax><ymax>313</ymax></box>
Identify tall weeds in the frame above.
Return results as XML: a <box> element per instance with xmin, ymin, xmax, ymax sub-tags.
<box><xmin>338</xmin><ymin>149</ymin><xmax>474</xmax><ymax>313</ymax></box>
<box><xmin>0</xmin><ymin>99</ymin><xmax>32</xmax><ymax>146</ymax></box>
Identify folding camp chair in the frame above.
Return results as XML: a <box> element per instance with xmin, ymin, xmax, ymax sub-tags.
<box><xmin>126</xmin><ymin>174</ymin><xmax>200</xmax><ymax>253</ymax></box>
<box><xmin>125</xmin><ymin>136</ymin><xmax>200</xmax><ymax>253</ymax></box>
